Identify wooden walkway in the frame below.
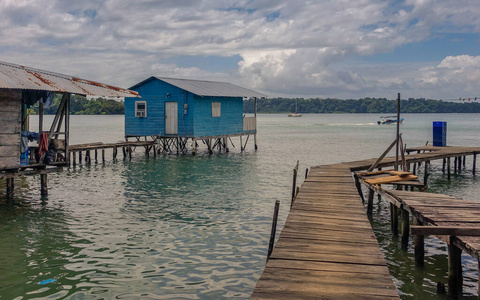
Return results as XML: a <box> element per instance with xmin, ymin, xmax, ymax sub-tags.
<box><xmin>252</xmin><ymin>146</ymin><xmax>480</xmax><ymax>299</ymax></box>
<box><xmin>251</xmin><ymin>164</ymin><xmax>399</xmax><ymax>299</ymax></box>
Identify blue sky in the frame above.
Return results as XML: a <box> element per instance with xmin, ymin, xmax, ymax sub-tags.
<box><xmin>1</xmin><ymin>0</ymin><xmax>479</xmax><ymax>100</ymax></box>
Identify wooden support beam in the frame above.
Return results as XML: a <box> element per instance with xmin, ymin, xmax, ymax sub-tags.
<box><xmin>367</xmin><ymin>188</ymin><xmax>374</xmax><ymax>215</ymax></box>
<box><xmin>353</xmin><ymin>173</ymin><xmax>365</xmax><ymax>204</ymax></box>
<box><xmin>402</xmin><ymin>208</ymin><xmax>410</xmax><ymax>247</ymax></box>
<box><xmin>411</xmin><ymin>226</ymin><xmax>480</xmax><ymax>236</ymax></box>
<box><xmin>448</xmin><ymin>237</ymin><xmax>463</xmax><ymax>299</ymax></box>
<box><xmin>473</xmin><ymin>153</ymin><xmax>476</xmax><ymax>176</ymax></box>
<box><xmin>392</xmin><ymin>204</ymin><xmax>399</xmax><ymax>236</ymax></box>
<box><xmin>291</xmin><ymin>162</ymin><xmax>299</xmax><ymax>205</ymax></box>
<box><xmin>448</xmin><ymin>157</ymin><xmax>451</xmax><ymax>180</ymax></box>
<box><xmin>423</xmin><ymin>160</ymin><xmax>429</xmax><ymax>187</ymax></box>
<box><xmin>40</xmin><ymin>173</ymin><xmax>48</xmax><ymax>196</ymax></box>
<box><xmin>368</xmin><ymin>137</ymin><xmax>398</xmax><ymax>172</ymax></box>
<box><xmin>6</xmin><ymin>178</ymin><xmax>14</xmax><ymax>199</ymax></box>
<box><xmin>413</xmin><ymin>218</ymin><xmax>424</xmax><ymax>266</ymax></box>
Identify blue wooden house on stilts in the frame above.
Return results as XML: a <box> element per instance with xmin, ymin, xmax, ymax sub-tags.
<box><xmin>124</xmin><ymin>77</ymin><xmax>265</xmax><ymax>154</ymax></box>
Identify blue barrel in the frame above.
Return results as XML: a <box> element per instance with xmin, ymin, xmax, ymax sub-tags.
<box><xmin>433</xmin><ymin>121</ymin><xmax>447</xmax><ymax>146</ymax></box>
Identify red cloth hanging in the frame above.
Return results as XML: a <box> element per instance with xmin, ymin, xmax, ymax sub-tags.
<box><xmin>39</xmin><ymin>132</ymin><xmax>48</xmax><ymax>156</ymax></box>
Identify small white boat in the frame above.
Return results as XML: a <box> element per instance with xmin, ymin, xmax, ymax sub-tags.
<box><xmin>288</xmin><ymin>99</ymin><xmax>302</xmax><ymax>117</ymax></box>
<box><xmin>288</xmin><ymin>112</ymin><xmax>302</xmax><ymax>117</ymax></box>
<box><xmin>377</xmin><ymin>116</ymin><xmax>404</xmax><ymax>125</ymax></box>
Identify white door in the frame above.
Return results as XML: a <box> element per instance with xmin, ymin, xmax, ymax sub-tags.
<box><xmin>165</xmin><ymin>102</ymin><xmax>178</xmax><ymax>135</ymax></box>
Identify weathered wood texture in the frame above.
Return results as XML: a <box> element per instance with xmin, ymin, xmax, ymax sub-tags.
<box><xmin>0</xmin><ymin>90</ymin><xmax>22</xmax><ymax>169</ymax></box>
<box><xmin>251</xmin><ymin>165</ymin><xmax>399</xmax><ymax>299</ymax></box>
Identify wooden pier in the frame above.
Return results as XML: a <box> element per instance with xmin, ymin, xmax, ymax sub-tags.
<box><xmin>252</xmin><ymin>146</ymin><xmax>480</xmax><ymax>299</ymax></box>
<box><xmin>251</xmin><ymin>164</ymin><xmax>399</xmax><ymax>299</ymax></box>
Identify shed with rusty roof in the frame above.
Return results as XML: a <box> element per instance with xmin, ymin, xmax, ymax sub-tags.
<box><xmin>0</xmin><ymin>60</ymin><xmax>138</xmax><ymax>172</ymax></box>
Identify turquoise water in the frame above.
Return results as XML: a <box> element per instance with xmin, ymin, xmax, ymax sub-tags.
<box><xmin>1</xmin><ymin>113</ymin><xmax>480</xmax><ymax>299</ymax></box>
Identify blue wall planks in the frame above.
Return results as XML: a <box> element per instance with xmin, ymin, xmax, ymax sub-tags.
<box><xmin>125</xmin><ymin>77</ymin><xmax>249</xmax><ymax>138</ymax></box>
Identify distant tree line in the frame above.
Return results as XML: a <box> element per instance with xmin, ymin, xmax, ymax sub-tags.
<box><xmin>29</xmin><ymin>94</ymin><xmax>124</xmax><ymax>115</ymax></box>
<box><xmin>243</xmin><ymin>97</ymin><xmax>480</xmax><ymax>113</ymax></box>
<box><xmin>30</xmin><ymin>95</ymin><xmax>480</xmax><ymax>115</ymax></box>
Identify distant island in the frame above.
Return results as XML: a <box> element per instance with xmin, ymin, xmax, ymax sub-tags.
<box><xmin>29</xmin><ymin>95</ymin><xmax>480</xmax><ymax>115</ymax></box>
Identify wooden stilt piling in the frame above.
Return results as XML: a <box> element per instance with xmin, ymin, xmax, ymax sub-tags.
<box><xmin>454</xmin><ymin>157</ymin><xmax>458</xmax><ymax>174</ymax></box>
<box><xmin>392</xmin><ymin>205</ymin><xmax>399</xmax><ymax>236</ymax></box>
<box><xmin>413</xmin><ymin>218</ymin><xmax>424</xmax><ymax>266</ymax></box>
<box><xmin>473</xmin><ymin>154</ymin><xmax>476</xmax><ymax>176</ymax></box>
<box><xmin>40</xmin><ymin>173</ymin><xmax>48</xmax><ymax>196</ymax></box>
<box><xmin>73</xmin><ymin>151</ymin><xmax>76</xmax><ymax>166</ymax></box>
<box><xmin>401</xmin><ymin>208</ymin><xmax>409</xmax><ymax>247</ymax></box>
<box><xmin>305</xmin><ymin>168</ymin><xmax>309</xmax><ymax>179</ymax></box>
<box><xmin>448</xmin><ymin>157</ymin><xmax>451</xmax><ymax>180</ymax></box>
<box><xmin>367</xmin><ymin>188</ymin><xmax>374</xmax><ymax>215</ymax></box>
<box><xmin>443</xmin><ymin>158</ymin><xmax>446</xmax><ymax>173</ymax></box>
<box><xmin>448</xmin><ymin>237</ymin><xmax>463</xmax><ymax>299</ymax></box>
<box><xmin>79</xmin><ymin>151</ymin><xmax>82</xmax><ymax>164</ymax></box>
<box><xmin>102</xmin><ymin>149</ymin><xmax>105</xmax><ymax>163</ymax></box>
<box><xmin>6</xmin><ymin>178</ymin><xmax>14</xmax><ymax>199</ymax></box>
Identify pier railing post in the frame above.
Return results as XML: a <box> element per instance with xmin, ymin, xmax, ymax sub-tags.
<box><xmin>267</xmin><ymin>200</ymin><xmax>280</xmax><ymax>260</ymax></box>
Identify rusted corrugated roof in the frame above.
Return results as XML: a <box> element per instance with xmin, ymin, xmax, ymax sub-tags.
<box><xmin>0</xmin><ymin>61</ymin><xmax>139</xmax><ymax>97</ymax></box>
<box><xmin>130</xmin><ymin>76</ymin><xmax>266</xmax><ymax>98</ymax></box>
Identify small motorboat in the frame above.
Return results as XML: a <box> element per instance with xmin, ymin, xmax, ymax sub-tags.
<box><xmin>377</xmin><ymin>116</ymin><xmax>404</xmax><ymax>125</ymax></box>
<box><xmin>288</xmin><ymin>112</ymin><xmax>302</xmax><ymax>117</ymax></box>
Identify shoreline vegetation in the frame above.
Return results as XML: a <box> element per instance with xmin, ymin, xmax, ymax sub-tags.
<box><xmin>29</xmin><ymin>95</ymin><xmax>480</xmax><ymax>115</ymax></box>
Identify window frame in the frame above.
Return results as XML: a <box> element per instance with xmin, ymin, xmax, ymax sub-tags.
<box><xmin>135</xmin><ymin>101</ymin><xmax>147</xmax><ymax>118</ymax></box>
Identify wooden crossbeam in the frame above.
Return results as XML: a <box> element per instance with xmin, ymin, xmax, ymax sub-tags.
<box><xmin>364</xmin><ymin>174</ymin><xmax>418</xmax><ymax>185</ymax></box>
<box><xmin>410</xmin><ymin>226</ymin><xmax>480</xmax><ymax>236</ymax></box>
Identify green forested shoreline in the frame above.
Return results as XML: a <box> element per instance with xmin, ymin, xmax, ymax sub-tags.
<box><xmin>243</xmin><ymin>97</ymin><xmax>480</xmax><ymax>113</ymax></box>
<box><xmin>30</xmin><ymin>95</ymin><xmax>480</xmax><ymax>114</ymax></box>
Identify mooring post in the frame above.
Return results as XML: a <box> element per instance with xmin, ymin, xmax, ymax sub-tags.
<box><xmin>448</xmin><ymin>236</ymin><xmax>463</xmax><ymax>299</ymax></box>
<box><xmin>473</xmin><ymin>154</ymin><xmax>476</xmax><ymax>176</ymax></box>
<box><xmin>267</xmin><ymin>200</ymin><xmax>280</xmax><ymax>260</ymax></box>
<box><xmin>367</xmin><ymin>188</ymin><xmax>374</xmax><ymax>215</ymax></box>
<box><xmin>413</xmin><ymin>217</ymin><xmax>424</xmax><ymax>266</ymax></box>
<box><xmin>40</xmin><ymin>173</ymin><xmax>48</xmax><ymax>196</ymax></box>
<box><xmin>448</xmin><ymin>157</ymin><xmax>451</xmax><ymax>180</ymax></box>
<box><xmin>401</xmin><ymin>207</ymin><xmax>410</xmax><ymax>247</ymax></box>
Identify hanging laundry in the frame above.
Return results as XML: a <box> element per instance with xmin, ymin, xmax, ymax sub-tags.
<box><xmin>39</xmin><ymin>132</ymin><xmax>49</xmax><ymax>156</ymax></box>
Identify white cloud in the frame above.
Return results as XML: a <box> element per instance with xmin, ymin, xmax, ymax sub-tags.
<box><xmin>0</xmin><ymin>0</ymin><xmax>479</xmax><ymax>98</ymax></box>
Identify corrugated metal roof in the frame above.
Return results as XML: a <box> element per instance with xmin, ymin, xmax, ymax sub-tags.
<box><xmin>132</xmin><ymin>76</ymin><xmax>266</xmax><ymax>98</ymax></box>
<box><xmin>0</xmin><ymin>61</ymin><xmax>139</xmax><ymax>97</ymax></box>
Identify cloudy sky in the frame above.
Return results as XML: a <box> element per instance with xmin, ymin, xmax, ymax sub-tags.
<box><xmin>1</xmin><ymin>0</ymin><xmax>479</xmax><ymax>99</ymax></box>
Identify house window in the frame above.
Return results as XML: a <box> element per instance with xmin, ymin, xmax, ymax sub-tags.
<box><xmin>135</xmin><ymin>101</ymin><xmax>147</xmax><ymax>117</ymax></box>
<box><xmin>212</xmin><ymin>102</ymin><xmax>221</xmax><ymax>117</ymax></box>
